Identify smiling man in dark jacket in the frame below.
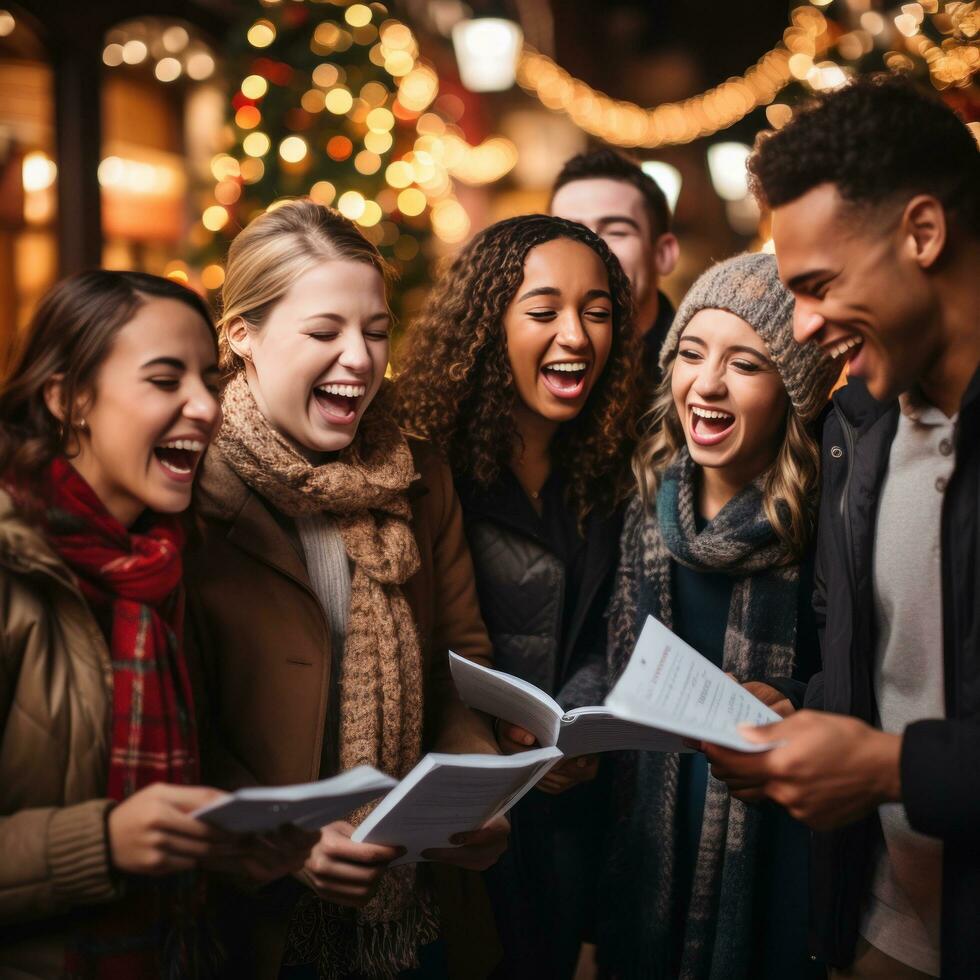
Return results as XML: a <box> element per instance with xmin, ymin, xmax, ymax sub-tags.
<box><xmin>704</xmin><ymin>76</ymin><xmax>980</xmax><ymax>979</ymax></box>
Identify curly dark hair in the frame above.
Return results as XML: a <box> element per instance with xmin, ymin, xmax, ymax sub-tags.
<box><xmin>749</xmin><ymin>73</ymin><xmax>980</xmax><ymax>234</ymax></box>
<box><xmin>394</xmin><ymin>214</ymin><xmax>640</xmax><ymax>523</ymax></box>
<box><xmin>551</xmin><ymin>147</ymin><xmax>673</xmax><ymax>238</ymax></box>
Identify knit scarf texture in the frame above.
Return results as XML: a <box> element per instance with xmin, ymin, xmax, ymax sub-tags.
<box><xmin>216</xmin><ymin>373</ymin><xmax>437</xmax><ymax>979</ymax></box>
<box><xmin>30</xmin><ymin>458</ymin><xmax>205</xmax><ymax>980</ymax></box>
<box><xmin>600</xmin><ymin>450</ymin><xmax>800</xmax><ymax>980</ymax></box>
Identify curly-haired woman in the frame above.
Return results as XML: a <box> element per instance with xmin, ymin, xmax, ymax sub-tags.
<box><xmin>395</xmin><ymin>214</ymin><xmax>640</xmax><ymax>979</ymax></box>
<box><xmin>184</xmin><ymin>200</ymin><xmax>508</xmax><ymax>980</ymax></box>
<box><xmin>0</xmin><ymin>271</ymin><xmax>312</xmax><ymax>978</ymax></box>
<box><xmin>596</xmin><ymin>252</ymin><xmax>840</xmax><ymax>979</ymax></box>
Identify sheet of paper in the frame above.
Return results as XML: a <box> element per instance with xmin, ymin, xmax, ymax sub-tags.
<box><xmin>558</xmin><ymin>707</ymin><xmax>692</xmax><ymax>757</ymax></box>
<box><xmin>604</xmin><ymin>616</ymin><xmax>780</xmax><ymax>753</ymax></box>
<box><xmin>192</xmin><ymin>765</ymin><xmax>396</xmax><ymax>834</ymax></box>
<box><xmin>352</xmin><ymin>748</ymin><xmax>561</xmax><ymax>865</ymax></box>
<box><xmin>449</xmin><ymin>652</ymin><xmax>563</xmax><ymax>747</ymax></box>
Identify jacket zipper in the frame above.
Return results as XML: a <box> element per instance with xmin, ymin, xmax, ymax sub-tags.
<box><xmin>837</xmin><ymin>411</ymin><xmax>857</xmax><ymax>588</ymax></box>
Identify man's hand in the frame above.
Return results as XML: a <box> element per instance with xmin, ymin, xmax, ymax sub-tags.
<box><xmin>422</xmin><ymin>814</ymin><xmax>510</xmax><ymax>870</ymax></box>
<box><xmin>703</xmin><ymin>710</ymin><xmax>902</xmax><ymax>830</ymax></box>
<box><xmin>299</xmin><ymin>821</ymin><xmax>401</xmax><ymax>907</ymax></box>
<box><xmin>536</xmin><ymin>755</ymin><xmax>599</xmax><ymax>795</ymax></box>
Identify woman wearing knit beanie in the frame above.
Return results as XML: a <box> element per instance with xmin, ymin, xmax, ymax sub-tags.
<box><xmin>596</xmin><ymin>252</ymin><xmax>840</xmax><ymax>979</ymax></box>
<box><xmin>183</xmin><ymin>200</ymin><xmax>506</xmax><ymax>980</ymax></box>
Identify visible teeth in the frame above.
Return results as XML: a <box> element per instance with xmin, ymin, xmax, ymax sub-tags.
<box><xmin>691</xmin><ymin>407</ymin><xmax>734</xmax><ymax>421</ymax></box>
<box><xmin>830</xmin><ymin>336</ymin><xmax>862</xmax><ymax>359</ymax></box>
<box><xmin>157</xmin><ymin>439</ymin><xmax>205</xmax><ymax>452</ymax></box>
<box><xmin>317</xmin><ymin>383</ymin><xmax>366</xmax><ymax>397</ymax></box>
<box><xmin>159</xmin><ymin>458</ymin><xmax>192</xmax><ymax>474</ymax></box>
<box><xmin>544</xmin><ymin>362</ymin><xmax>587</xmax><ymax>373</ymax></box>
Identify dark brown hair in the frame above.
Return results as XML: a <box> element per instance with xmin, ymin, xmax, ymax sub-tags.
<box><xmin>551</xmin><ymin>147</ymin><xmax>673</xmax><ymax>238</ymax></box>
<box><xmin>394</xmin><ymin>214</ymin><xmax>640</xmax><ymax>523</ymax></box>
<box><xmin>0</xmin><ymin>270</ymin><xmax>216</xmax><ymax>488</ymax></box>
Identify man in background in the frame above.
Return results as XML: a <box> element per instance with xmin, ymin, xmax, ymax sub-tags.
<box><xmin>550</xmin><ymin>148</ymin><xmax>679</xmax><ymax>391</ymax></box>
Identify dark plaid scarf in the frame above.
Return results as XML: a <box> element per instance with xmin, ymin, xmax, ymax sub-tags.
<box><xmin>35</xmin><ymin>458</ymin><xmax>205</xmax><ymax>979</ymax></box>
<box><xmin>600</xmin><ymin>450</ymin><xmax>800</xmax><ymax>980</ymax></box>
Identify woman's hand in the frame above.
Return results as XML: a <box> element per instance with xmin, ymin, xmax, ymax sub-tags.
<box><xmin>536</xmin><ymin>755</ymin><xmax>599</xmax><ymax>795</ymax></box>
<box><xmin>422</xmin><ymin>814</ymin><xmax>510</xmax><ymax>871</ymax></box>
<box><xmin>299</xmin><ymin>821</ymin><xmax>401</xmax><ymax>908</ymax></box>
<box><xmin>107</xmin><ymin>784</ymin><xmax>238</xmax><ymax>875</ymax></box>
<box><xmin>496</xmin><ymin>721</ymin><xmax>539</xmax><ymax>754</ymax></box>
<box><xmin>742</xmin><ymin>681</ymin><xmax>794</xmax><ymax>719</ymax></box>
<box><xmin>204</xmin><ymin>824</ymin><xmax>321</xmax><ymax>885</ymax></box>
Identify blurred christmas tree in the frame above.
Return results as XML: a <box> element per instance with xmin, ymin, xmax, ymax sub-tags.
<box><xmin>187</xmin><ymin>0</ymin><xmax>517</xmax><ymax>317</ymax></box>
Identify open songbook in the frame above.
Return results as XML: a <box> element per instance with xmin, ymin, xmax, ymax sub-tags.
<box><xmin>352</xmin><ymin>748</ymin><xmax>560</xmax><ymax>865</ymax></box>
<box><xmin>603</xmin><ymin>616</ymin><xmax>781</xmax><ymax>753</ymax></box>
<box><xmin>192</xmin><ymin>765</ymin><xmax>397</xmax><ymax>834</ymax></box>
<box><xmin>451</xmin><ymin>615</ymin><xmax>781</xmax><ymax>757</ymax></box>
<box><xmin>449</xmin><ymin>651</ymin><xmax>691</xmax><ymax>756</ymax></box>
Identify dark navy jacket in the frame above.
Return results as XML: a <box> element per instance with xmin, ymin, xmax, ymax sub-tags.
<box><xmin>807</xmin><ymin>370</ymin><xmax>980</xmax><ymax>977</ymax></box>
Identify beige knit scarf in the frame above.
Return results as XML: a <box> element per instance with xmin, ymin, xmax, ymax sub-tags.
<box><xmin>217</xmin><ymin>372</ymin><xmax>437</xmax><ymax>978</ymax></box>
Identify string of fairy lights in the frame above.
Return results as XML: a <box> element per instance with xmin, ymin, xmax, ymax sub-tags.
<box><xmin>516</xmin><ymin>1</ymin><xmax>979</xmax><ymax>148</ymax></box>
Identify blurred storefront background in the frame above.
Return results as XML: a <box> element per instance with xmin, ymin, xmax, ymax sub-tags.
<box><xmin>1</xmin><ymin>0</ymin><xmax>977</xmax><ymax>360</ymax></box>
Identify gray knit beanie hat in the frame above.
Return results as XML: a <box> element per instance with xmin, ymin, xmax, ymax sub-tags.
<box><xmin>659</xmin><ymin>252</ymin><xmax>839</xmax><ymax>423</ymax></box>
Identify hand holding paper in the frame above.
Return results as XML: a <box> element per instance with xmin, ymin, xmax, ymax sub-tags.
<box><xmin>352</xmin><ymin>748</ymin><xmax>560</xmax><ymax>865</ymax></box>
<box><xmin>603</xmin><ymin>616</ymin><xmax>781</xmax><ymax>752</ymax></box>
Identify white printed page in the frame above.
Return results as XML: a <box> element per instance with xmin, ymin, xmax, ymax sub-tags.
<box><xmin>352</xmin><ymin>748</ymin><xmax>561</xmax><ymax>865</ymax></box>
<box><xmin>192</xmin><ymin>765</ymin><xmax>396</xmax><ymax>834</ymax></box>
<box><xmin>604</xmin><ymin>616</ymin><xmax>780</xmax><ymax>753</ymax></box>
<box><xmin>558</xmin><ymin>707</ymin><xmax>692</xmax><ymax>757</ymax></box>
<box><xmin>449</xmin><ymin>652</ymin><xmax>564</xmax><ymax>747</ymax></box>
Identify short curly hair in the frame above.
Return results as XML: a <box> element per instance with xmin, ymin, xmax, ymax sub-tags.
<box><xmin>749</xmin><ymin>74</ymin><xmax>980</xmax><ymax>235</ymax></box>
<box><xmin>393</xmin><ymin>214</ymin><xmax>640</xmax><ymax>522</ymax></box>
<box><xmin>551</xmin><ymin>148</ymin><xmax>672</xmax><ymax>238</ymax></box>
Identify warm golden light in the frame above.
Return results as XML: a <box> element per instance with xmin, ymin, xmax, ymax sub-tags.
<box><xmin>243</xmin><ymin>132</ymin><xmax>272</xmax><ymax>157</ymax></box>
<box><xmin>397</xmin><ymin>187</ymin><xmax>426</xmax><ymax>216</ymax></box>
<box><xmin>364</xmin><ymin>130</ymin><xmax>393</xmax><ymax>153</ymax></box>
<box><xmin>279</xmin><ymin>136</ymin><xmax>309</xmax><ymax>163</ymax></box>
<box><xmin>154</xmin><ymin>57</ymin><xmax>182</xmax><ymax>82</ymax></box>
<box><xmin>366</xmin><ymin>107</ymin><xmax>395</xmax><ymax>132</ymax></box>
<box><xmin>325</xmin><ymin>87</ymin><xmax>354</xmax><ymax>114</ymax></box>
<box><xmin>201</xmin><ymin>264</ymin><xmax>225</xmax><ymax>290</ymax></box>
<box><xmin>310</xmin><ymin>180</ymin><xmax>336</xmax><ymax>205</ymax></box>
<box><xmin>337</xmin><ymin>190</ymin><xmax>367</xmax><ymax>220</ymax></box>
<box><xmin>242</xmin><ymin>74</ymin><xmax>269</xmax><ymax>99</ymax></box>
<box><xmin>385</xmin><ymin>161</ymin><xmax>413</xmax><ymax>188</ymax></box>
<box><xmin>203</xmin><ymin>205</ymin><xmax>229</xmax><ymax>231</ymax></box>
<box><xmin>345</xmin><ymin>4</ymin><xmax>372</xmax><ymax>28</ymax></box>
<box><xmin>357</xmin><ymin>200</ymin><xmax>383</xmax><ymax>227</ymax></box>
<box><xmin>247</xmin><ymin>20</ymin><xmax>276</xmax><ymax>48</ymax></box>
<box><xmin>354</xmin><ymin>150</ymin><xmax>382</xmax><ymax>174</ymax></box>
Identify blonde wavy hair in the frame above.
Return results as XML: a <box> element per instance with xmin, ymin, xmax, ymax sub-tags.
<box><xmin>633</xmin><ymin>355</ymin><xmax>821</xmax><ymax>561</ymax></box>
<box><xmin>216</xmin><ymin>199</ymin><xmax>392</xmax><ymax>376</ymax></box>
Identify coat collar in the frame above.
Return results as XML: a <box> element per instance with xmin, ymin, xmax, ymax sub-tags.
<box><xmin>195</xmin><ymin>448</ymin><xmax>312</xmax><ymax>591</ymax></box>
<box><xmin>0</xmin><ymin>488</ymin><xmax>81</xmax><ymax>594</ymax></box>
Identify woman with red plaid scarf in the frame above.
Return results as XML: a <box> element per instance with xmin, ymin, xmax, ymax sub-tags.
<box><xmin>0</xmin><ymin>271</ymin><xmax>318</xmax><ymax>979</ymax></box>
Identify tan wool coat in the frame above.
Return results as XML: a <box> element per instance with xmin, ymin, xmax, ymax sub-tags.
<box><xmin>0</xmin><ymin>490</ymin><xmax>121</xmax><ymax>979</ymax></box>
<box><xmin>184</xmin><ymin>438</ymin><xmax>502</xmax><ymax>979</ymax></box>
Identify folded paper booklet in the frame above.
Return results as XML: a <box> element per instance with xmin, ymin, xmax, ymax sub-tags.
<box><xmin>192</xmin><ymin>765</ymin><xmax>397</xmax><ymax>834</ymax></box>
<box><xmin>352</xmin><ymin>748</ymin><xmax>561</xmax><ymax>865</ymax></box>
<box><xmin>604</xmin><ymin>615</ymin><xmax>780</xmax><ymax>753</ymax></box>
<box><xmin>448</xmin><ymin>652</ymin><xmax>690</xmax><ymax>756</ymax></box>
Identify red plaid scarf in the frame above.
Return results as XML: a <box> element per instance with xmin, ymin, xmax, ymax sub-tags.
<box><xmin>35</xmin><ymin>458</ymin><xmax>203</xmax><ymax>978</ymax></box>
